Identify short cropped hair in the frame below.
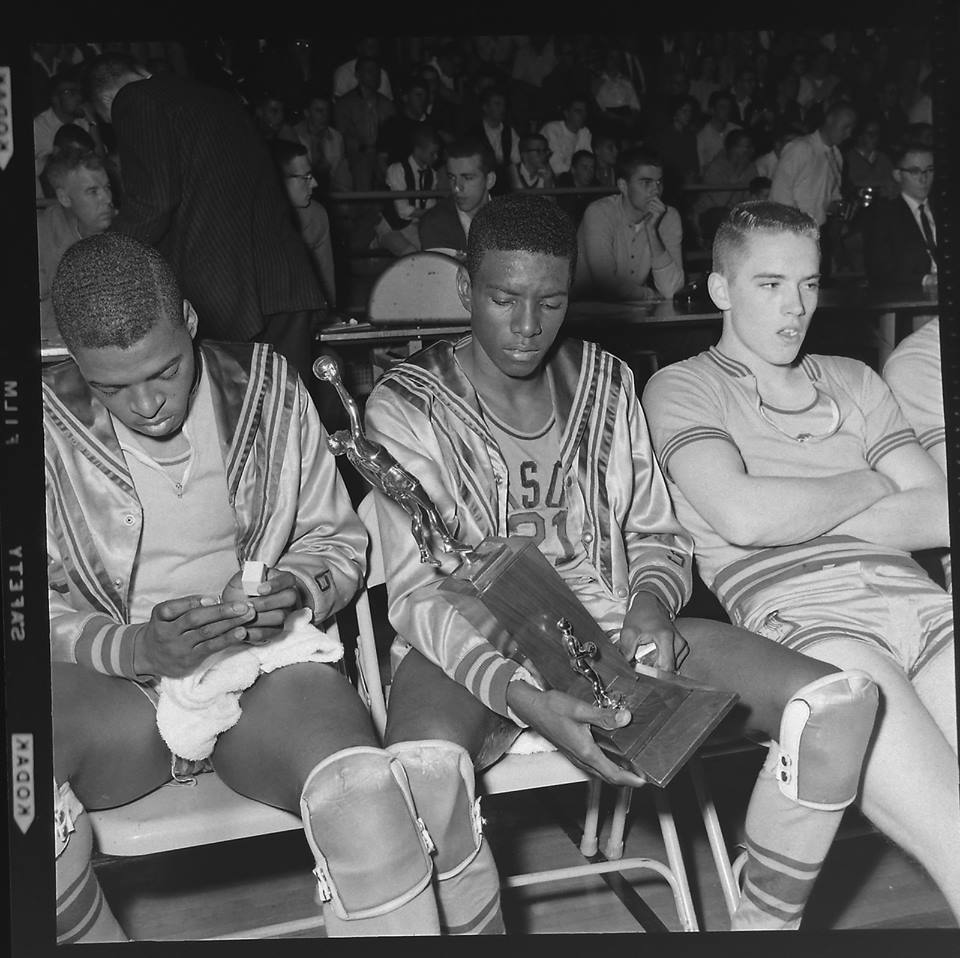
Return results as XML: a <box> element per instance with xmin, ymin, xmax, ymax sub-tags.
<box><xmin>891</xmin><ymin>140</ymin><xmax>934</xmax><ymax>168</ymax></box>
<box><xmin>52</xmin><ymin>122</ymin><xmax>96</xmax><ymax>154</ymax></box>
<box><xmin>269</xmin><ymin>137</ymin><xmax>309</xmax><ymax>170</ymax></box>
<box><xmin>44</xmin><ymin>148</ymin><xmax>106</xmax><ymax>192</ymax></box>
<box><xmin>712</xmin><ymin>201</ymin><xmax>819</xmax><ymax>278</ymax></box>
<box><xmin>466</xmin><ymin>192</ymin><xmax>577</xmax><ymax>282</ymax></box>
<box><xmin>615</xmin><ymin>146</ymin><xmax>663</xmax><ymax>183</ymax></box>
<box><xmin>52</xmin><ymin>232</ymin><xmax>184</xmax><ymax>352</ymax></box>
<box><xmin>446</xmin><ymin>136</ymin><xmax>496</xmax><ymax>175</ymax></box>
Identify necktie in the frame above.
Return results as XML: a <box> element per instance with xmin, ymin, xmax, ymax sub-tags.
<box><xmin>418</xmin><ymin>169</ymin><xmax>428</xmax><ymax>208</ymax></box>
<box><xmin>918</xmin><ymin>203</ymin><xmax>937</xmax><ymax>259</ymax></box>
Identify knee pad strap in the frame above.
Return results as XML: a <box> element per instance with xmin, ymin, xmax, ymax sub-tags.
<box><xmin>387</xmin><ymin>740</ymin><xmax>483</xmax><ymax>880</ymax></box>
<box><xmin>54</xmin><ymin>780</ymin><xmax>85</xmax><ymax>860</ymax></box>
<box><xmin>777</xmin><ymin>670</ymin><xmax>879</xmax><ymax>810</ymax></box>
<box><xmin>299</xmin><ymin>746</ymin><xmax>434</xmax><ymax>921</ymax></box>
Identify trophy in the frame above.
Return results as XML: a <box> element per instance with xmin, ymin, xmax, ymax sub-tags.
<box><xmin>314</xmin><ymin>357</ymin><xmax>737</xmax><ymax>787</ymax></box>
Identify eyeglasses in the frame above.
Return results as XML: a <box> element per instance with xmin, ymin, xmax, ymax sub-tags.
<box><xmin>898</xmin><ymin>166</ymin><xmax>934</xmax><ymax>177</ymax></box>
<box><xmin>756</xmin><ymin>387</ymin><xmax>842</xmax><ymax>443</ymax></box>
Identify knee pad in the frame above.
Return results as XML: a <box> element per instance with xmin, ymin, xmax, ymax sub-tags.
<box><xmin>54</xmin><ymin>779</ymin><xmax>87</xmax><ymax>860</ymax></box>
<box><xmin>299</xmin><ymin>746</ymin><xmax>434</xmax><ymax>921</ymax></box>
<box><xmin>776</xmin><ymin>670</ymin><xmax>879</xmax><ymax>810</ymax></box>
<box><xmin>387</xmin><ymin>740</ymin><xmax>483</xmax><ymax>880</ymax></box>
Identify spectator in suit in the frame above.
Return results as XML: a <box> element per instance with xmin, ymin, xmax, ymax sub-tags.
<box><xmin>85</xmin><ymin>52</ymin><xmax>326</xmax><ymax>400</ymax></box>
<box><xmin>540</xmin><ymin>94</ymin><xmax>592</xmax><ymax>177</ymax></box>
<box><xmin>418</xmin><ymin>137</ymin><xmax>496</xmax><ymax>256</ymax></box>
<box><xmin>472</xmin><ymin>86</ymin><xmax>521</xmax><ymax>197</ymax></box>
<box><xmin>508</xmin><ymin>134</ymin><xmax>557</xmax><ymax>192</ymax></box>
<box><xmin>334</xmin><ymin>56</ymin><xmax>396</xmax><ymax>191</ymax></box>
<box><xmin>576</xmin><ymin>146</ymin><xmax>684</xmax><ymax>301</ymax></box>
<box><xmin>864</xmin><ymin>142</ymin><xmax>938</xmax><ymax>289</ymax></box>
<box><xmin>729</xmin><ymin>68</ymin><xmax>758</xmax><ymax>127</ymax></box>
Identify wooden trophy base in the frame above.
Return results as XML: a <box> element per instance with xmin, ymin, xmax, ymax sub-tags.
<box><xmin>440</xmin><ymin>536</ymin><xmax>738</xmax><ymax>787</ymax></box>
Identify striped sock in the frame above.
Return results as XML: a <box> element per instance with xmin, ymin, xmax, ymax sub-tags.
<box><xmin>731</xmin><ymin>746</ymin><xmax>843</xmax><ymax>931</ymax></box>
<box><xmin>56</xmin><ymin>810</ymin><xmax>126</xmax><ymax>943</ymax></box>
<box><xmin>436</xmin><ymin>838</ymin><xmax>505</xmax><ymax>935</ymax></box>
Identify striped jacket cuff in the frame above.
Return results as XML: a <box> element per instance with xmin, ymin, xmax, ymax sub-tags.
<box><xmin>72</xmin><ymin>614</ymin><xmax>141</xmax><ymax>679</ymax></box>
<box><xmin>629</xmin><ymin>570</ymin><xmax>686</xmax><ymax>618</ymax></box>
<box><xmin>275</xmin><ymin>558</ymin><xmax>344</xmax><ymax>623</ymax></box>
<box><xmin>453</xmin><ymin>643</ymin><xmax>524</xmax><ymax>718</ymax></box>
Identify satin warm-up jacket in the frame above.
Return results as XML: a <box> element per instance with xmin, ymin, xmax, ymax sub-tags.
<box><xmin>43</xmin><ymin>341</ymin><xmax>366</xmax><ymax>680</ymax></box>
<box><xmin>364</xmin><ymin>337</ymin><xmax>694</xmax><ymax>719</ymax></box>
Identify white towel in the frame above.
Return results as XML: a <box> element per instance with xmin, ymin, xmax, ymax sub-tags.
<box><xmin>156</xmin><ymin>609</ymin><xmax>343</xmax><ymax>761</ymax></box>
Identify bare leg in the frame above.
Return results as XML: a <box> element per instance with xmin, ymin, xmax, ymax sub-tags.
<box><xmin>802</xmin><ymin>636</ymin><xmax>960</xmax><ymax>921</ymax></box>
<box><xmin>911</xmin><ymin>643</ymin><xmax>958</xmax><ymax>752</ymax></box>
<box><xmin>213</xmin><ymin>662</ymin><xmax>440</xmax><ymax>936</ymax></box>
<box><xmin>52</xmin><ymin>663</ymin><xmax>171</xmax><ymax>943</ymax></box>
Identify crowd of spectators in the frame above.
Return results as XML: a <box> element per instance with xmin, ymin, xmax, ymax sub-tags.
<box><xmin>32</xmin><ymin>27</ymin><xmax>937</xmax><ymax>311</ymax></box>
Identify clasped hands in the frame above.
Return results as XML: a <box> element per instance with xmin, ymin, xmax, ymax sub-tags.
<box><xmin>133</xmin><ymin>567</ymin><xmax>319</xmax><ymax>679</ymax></box>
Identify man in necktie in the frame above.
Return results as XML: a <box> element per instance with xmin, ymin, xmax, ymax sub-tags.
<box><xmin>865</xmin><ymin>142</ymin><xmax>938</xmax><ymax>289</ymax></box>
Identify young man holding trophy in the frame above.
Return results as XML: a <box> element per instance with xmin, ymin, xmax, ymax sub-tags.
<box><xmin>359</xmin><ymin>192</ymin><xmax>882</xmax><ymax>930</ymax></box>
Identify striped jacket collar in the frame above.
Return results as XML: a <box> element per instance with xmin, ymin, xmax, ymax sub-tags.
<box><xmin>706</xmin><ymin>346</ymin><xmax>824</xmax><ymax>383</ymax></box>
<box><xmin>384</xmin><ymin>335</ymin><xmax>599</xmax><ymax>471</ymax></box>
<box><xmin>41</xmin><ymin>341</ymin><xmax>274</xmax><ymax>501</ymax></box>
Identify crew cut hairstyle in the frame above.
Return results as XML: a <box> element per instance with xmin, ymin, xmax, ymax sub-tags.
<box><xmin>53</xmin><ymin>232</ymin><xmax>184</xmax><ymax>352</ymax></box>
<box><xmin>712</xmin><ymin>201</ymin><xmax>820</xmax><ymax>278</ymax></box>
<box><xmin>445</xmin><ymin>136</ymin><xmax>496</xmax><ymax>175</ymax></box>
<box><xmin>44</xmin><ymin>147</ymin><xmax>105</xmax><ymax>192</ymax></box>
<box><xmin>615</xmin><ymin>145</ymin><xmax>664</xmax><ymax>184</ymax></box>
<box><xmin>466</xmin><ymin>192</ymin><xmax>578</xmax><ymax>282</ymax></box>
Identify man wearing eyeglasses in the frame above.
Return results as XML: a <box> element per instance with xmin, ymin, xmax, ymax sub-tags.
<box><xmin>864</xmin><ymin>142</ymin><xmax>938</xmax><ymax>289</ymax></box>
<box><xmin>575</xmin><ymin>146</ymin><xmax>684</xmax><ymax>301</ymax></box>
<box><xmin>643</xmin><ymin>200</ymin><xmax>959</xmax><ymax>925</ymax></box>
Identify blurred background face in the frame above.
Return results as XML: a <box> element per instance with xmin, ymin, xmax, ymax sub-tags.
<box><xmin>282</xmin><ymin>155</ymin><xmax>316</xmax><ymax>208</ymax></box>
<box><xmin>823</xmin><ymin>108</ymin><xmax>856</xmax><ymax>146</ymax></box>
<box><xmin>571</xmin><ymin>154</ymin><xmax>596</xmax><ymax>185</ymax></box>
<box><xmin>595</xmin><ymin>139</ymin><xmax>618</xmax><ymax>166</ymax></box>
<box><xmin>305</xmin><ymin>98</ymin><xmax>330</xmax><ymax>129</ymax></box>
<box><xmin>58</xmin><ymin>165</ymin><xmax>115</xmax><ymax>236</ymax></box>
<box><xmin>53</xmin><ymin>82</ymin><xmax>84</xmax><ymax>118</ymax></box>
<box><xmin>564</xmin><ymin>100</ymin><xmax>588</xmax><ymax>131</ymax></box>
<box><xmin>448</xmin><ymin>154</ymin><xmax>490</xmax><ymax>213</ymax></box>
<box><xmin>674</xmin><ymin>101</ymin><xmax>694</xmax><ymax>129</ymax></box>
<box><xmin>620</xmin><ymin>163</ymin><xmax>663</xmax><ymax>214</ymax></box>
<box><xmin>483</xmin><ymin>94</ymin><xmax>506</xmax><ymax>124</ymax></box>
<box><xmin>257</xmin><ymin>98</ymin><xmax>285</xmax><ymax>133</ymax></box>
<box><xmin>728</xmin><ymin>134</ymin><xmax>754</xmax><ymax>167</ymax></box>
<box><xmin>856</xmin><ymin>122</ymin><xmax>881</xmax><ymax>152</ymax></box>
<box><xmin>713</xmin><ymin>97</ymin><xmax>733</xmax><ymax>125</ymax></box>
<box><xmin>521</xmin><ymin>139</ymin><xmax>550</xmax><ymax>171</ymax></box>
<box><xmin>894</xmin><ymin>150</ymin><xmax>934</xmax><ymax>202</ymax></box>
<box><xmin>357</xmin><ymin>61</ymin><xmax>381</xmax><ymax>91</ymax></box>
<box><xmin>405</xmin><ymin>85</ymin><xmax>428</xmax><ymax>117</ymax></box>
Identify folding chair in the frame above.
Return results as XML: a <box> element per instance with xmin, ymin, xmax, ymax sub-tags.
<box><xmin>356</xmin><ymin>492</ymin><xmax>701</xmax><ymax>931</ymax></box>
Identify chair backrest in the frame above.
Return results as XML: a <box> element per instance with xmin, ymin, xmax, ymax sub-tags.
<box><xmin>366</xmin><ymin>250</ymin><xmax>470</xmax><ymax>326</ymax></box>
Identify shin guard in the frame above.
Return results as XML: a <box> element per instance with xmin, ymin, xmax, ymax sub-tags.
<box><xmin>299</xmin><ymin>747</ymin><xmax>435</xmax><ymax>923</ymax></box>
<box><xmin>54</xmin><ymin>781</ymin><xmax>126</xmax><ymax>944</ymax></box>
<box><xmin>388</xmin><ymin>740</ymin><xmax>503</xmax><ymax>935</ymax></box>
<box><xmin>732</xmin><ymin>671</ymin><xmax>879</xmax><ymax>930</ymax></box>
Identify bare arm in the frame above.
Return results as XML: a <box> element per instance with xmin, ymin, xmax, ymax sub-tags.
<box><xmin>828</xmin><ymin>442</ymin><xmax>949</xmax><ymax>550</ymax></box>
<box><xmin>666</xmin><ymin>437</ymin><xmax>894</xmax><ymax>547</ymax></box>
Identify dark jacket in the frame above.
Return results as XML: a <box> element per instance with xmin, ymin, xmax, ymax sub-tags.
<box><xmin>864</xmin><ymin>195</ymin><xmax>938</xmax><ymax>288</ymax></box>
<box><xmin>417</xmin><ymin>196</ymin><xmax>467</xmax><ymax>253</ymax></box>
<box><xmin>111</xmin><ymin>74</ymin><xmax>323</xmax><ymax>342</ymax></box>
